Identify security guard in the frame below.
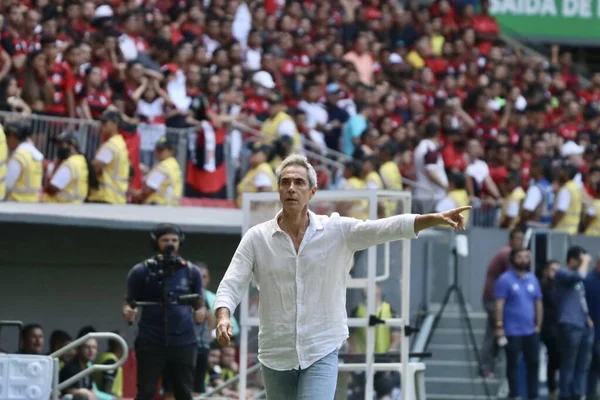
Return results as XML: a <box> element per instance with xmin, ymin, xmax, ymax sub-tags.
<box><xmin>340</xmin><ymin>160</ymin><xmax>369</xmax><ymax>220</ymax></box>
<box><xmin>499</xmin><ymin>171</ymin><xmax>525</xmax><ymax>230</ymax></box>
<box><xmin>236</xmin><ymin>142</ymin><xmax>277</xmax><ymax>207</ymax></box>
<box><xmin>5</xmin><ymin>121</ymin><xmax>43</xmax><ymax>202</ymax></box>
<box><xmin>88</xmin><ymin>110</ymin><xmax>130</xmax><ymax>204</ymax></box>
<box><xmin>379</xmin><ymin>143</ymin><xmax>403</xmax><ymax>216</ymax></box>
<box><xmin>134</xmin><ymin>136</ymin><xmax>182</xmax><ymax>206</ymax></box>
<box><xmin>260</xmin><ymin>93</ymin><xmax>302</xmax><ymax>150</ymax></box>
<box><xmin>583</xmin><ymin>182</ymin><xmax>600</xmax><ymax>236</ymax></box>
<box><xmin>0</xmin><ymin>124</ymin><xmax>6</xmax><ymax>200</ymax></box>
<box><xmin>552</xmin><ymin>163</ymin><xmax>582</xmax><ymax>234</ymax></box>
<box><xmin>123</xmin><ymin>224</ymin><xmax>205</xmax><ymax>400</ymax></box>
<box><xmin>43</xmin><ymin>132</ymin><xmax>92</xmax><ymax>203</ymax></box>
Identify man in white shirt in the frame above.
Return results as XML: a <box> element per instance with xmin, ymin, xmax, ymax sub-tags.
<box><xmin>214</xmin><ymin>154</ymin><xmax>470</xmax><ymax>399</ymax></box>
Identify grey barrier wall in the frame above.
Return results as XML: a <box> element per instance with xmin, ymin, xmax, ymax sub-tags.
<box><xmin>1</xmin><ymin>222</ymin><xmax>598</xmax><ymax>352</ymax></box>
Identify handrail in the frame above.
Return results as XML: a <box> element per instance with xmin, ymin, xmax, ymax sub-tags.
<box><xmin>0</xmin><ymin>320</ymin><xmax>24</xmax><ymax>350</ymax></box>
<box><xmin>51</xmin><ymin>332</ymin><xmax>129</xmax><ymax>391</ymax></box>
<box><xmin>199</xmin><ymin>362</ymin><xmax>262</xmax><ymax>398</ymax></box>
<box><xmin>230</xmin><ymin>121</ymin><xmax>345</xmax><ymax>170</ymax></box>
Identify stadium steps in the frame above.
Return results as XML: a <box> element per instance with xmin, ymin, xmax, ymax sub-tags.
<box><xmin>424</xmin><ymin>312</ymin><xmax>504</xmax><ymax>399</ymax></box>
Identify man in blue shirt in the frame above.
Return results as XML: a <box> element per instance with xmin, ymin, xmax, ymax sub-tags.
<box><xmin>585</xmin><ymin>253</ymin><xmax>600</xmax><ymax>399</ymax></box>
<box><xmin>123</xmin><ymin>224</ymin><xmax>205</xmax><ymax>400</ymax></box>
<box><xmin>556</xmin><ymin>246</ymin><xmax>594</xmax><ymax>400</ymax></box>
<box><xmin>494</xmin><ymin>248</ymin><xmax>542</xmax><ymax>400</ymax></box>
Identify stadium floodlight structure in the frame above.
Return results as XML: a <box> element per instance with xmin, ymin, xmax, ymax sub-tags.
<box><xmin>238</xmin><ymin>189</ymin><xmax>423</xmax><ymax>400</ymax></box>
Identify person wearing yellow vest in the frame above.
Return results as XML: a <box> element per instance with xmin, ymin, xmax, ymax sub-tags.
<box><xmin>260</xmin><ymin>93</ymin><xmax>302</xmax><ymax>151</ymax></box>
<box><xmin>92</xmin><ymin>334</ymin><xmax>125</xmax><ymax>397</ymax></box>
<box><xmin>337</xmin><ymin>160</ymin><xmax>369</xmax><ymax>220</ymax></box>
<box><xmin>436</xmin><ymin>172</ymin><xmax>471</xmax><ymax>227</ymax></box>
<box><xmin>379</xmin><ymin>142</ymin><xmax>403</xmax><ymax>216</ymax></box>
<box><xmin>133</xmin><ymin>136</ymin><xmax>182</xmax><ymax>206</ymax></box>
<box><xmin>350</xmin><ymin>284</ymin><xmax>401</xmax><ymax>354</ymax></box>
<box><xmin>552</xmin><ymin>163</ymin><xmax>583</xmax><ymax>234</ymax></box>
<box><xmin>582</xmin><ymin>182</ymin><xmax>600</xmax><ymax>236</ymax></box>
<box><xmin>363</xmin><ymin>155</ymin><xmax>389</xmax><ymax>218</ymax></box>
<box><xmin>43</xmin><ymin>132</ymin><xmax>94</xmax><ymax>204</ymax></box>
<box><xmin>88</xmin><ymin>110</ymin><xmax>130</xmax><ymax>204</ymax></box>
<box><xmin>236</xmin><ymin>142</ymin><xmax>277</xmax><ymax>207</ymax></box>
<box><xmin>499</xmin><ymin>171</ymin><xmax>526</xmax><ymax>230</ymax></box>
<box><xmin>5</xmin><ymin>120</ymin><xmax>43</xmax><ymax>202</ymax></box>
<box><xmin>0</xmin><ymin>124</ymin><xmax>7</xmax><ymax>200</ymax></box>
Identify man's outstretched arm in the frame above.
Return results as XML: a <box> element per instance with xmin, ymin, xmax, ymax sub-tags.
<box><xmin>342</xmin><ymin>206</ymin><xmax>471</xmax><ymax>252</ymax></box>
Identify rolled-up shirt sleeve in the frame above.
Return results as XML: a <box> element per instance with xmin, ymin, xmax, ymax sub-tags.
<box><xmin>340</xmin><ymin>213</ymin><xmax>419</xmax><ymax>252</ymax></box>
<box><xmin>214</xmin><ymin>229</ymin><xmax>256</xmax><ymax>316</ymax></box>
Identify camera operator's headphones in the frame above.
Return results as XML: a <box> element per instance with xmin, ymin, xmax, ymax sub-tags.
<box><xmin>150</xmin><ymin>223</ymin><xmax>185</xmax><ymax>251</ymax></box>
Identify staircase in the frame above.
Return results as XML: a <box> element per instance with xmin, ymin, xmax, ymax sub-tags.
<box><xmin>424</xmin><ymin>312</ymin><xmax>504</xmax><ymax>400</ymax></box>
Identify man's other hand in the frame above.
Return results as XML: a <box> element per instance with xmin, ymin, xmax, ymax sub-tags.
<box><xmin>216</xmin><ymin>317</ymin><xmax>234</xmax><ymax>346</ymax></box>
<box><xmin>123</xmin><ymin>304</ymin><xmax>137</xmax><ymax>323</ymax></box>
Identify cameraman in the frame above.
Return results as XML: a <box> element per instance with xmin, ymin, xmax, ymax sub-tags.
<box><xmin>123</xmin><ymin>223</ymin><xmax>205</xmax><ymax>400</ymax></box>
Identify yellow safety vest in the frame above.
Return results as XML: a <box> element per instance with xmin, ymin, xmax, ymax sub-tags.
<box><xmin>585</xmin><ymin>199</ymin><xmax>600</xmax><ymax>236</ymax></box>
<box><xmin>379</xmin><ymin>161</ymin><xmax>403</xmax><ymax>190</ymax></box>
<box><xmin>7</xmin><ymin>146</ymin><xmax>42</xmax><ymax>202</ymax></box>
<box><xmin>345</xmin><ymin>176</ymin><xmax>369</xmax><ymax>220</ymax></box>
<box><xmin>42</xmin><ymin>154</ymin><xmax>89</xmax><ymax>203</ymax></box>
<box><xmin>92</xmin><ymin>352</ymin><xmax>123</xmax><ymax>397</ymax></box>
<box><xmin>500</xmin><ymin>187</ymin><xmax>525</xmax><ymax>230</ymax></box>
<box><xmin>379</xmin><ymin>161</ymin><xmax>403</xmax><ymax>216</ymax></box>
<box><xmin>555</xmin><ymin>180</ymin><xmax>582</xmax><ymax>235</ymax></box>
<box><xmin>236</xmin><ymin>162</ymin><xmax>277</xmax><ymax>207</ymax></box>
<box><xmin>366</xmin><ymin>171</ymin><xmax>383</xmax><ymax>189</ymax></box>
<box><xmin>448</xmin><ymin>189</ymin><xmax>471</xmax><ymax>226</ymax></box>
<box><xmin>353</xmin><ymin>302</ymin><xmax>393</xmax><ymax>354</ymax></box>
<box><xmin>260</xmin><ymin>111</ymin><xmax>302</xmax><ymax>150</ymax></box>
<box><xmin>0</xmin><ymin>126</ymin><xmax>6</xmax><ymax>200</ymax></box>
<box><xmin>88</xmin><ymin>134</ymin><xmax>130</xmax><ymax>204</ymax></box>
<box><xmin>145</xmin><ymin>156</ymin><xmax>182</xmax><ymax>206</ymax></box>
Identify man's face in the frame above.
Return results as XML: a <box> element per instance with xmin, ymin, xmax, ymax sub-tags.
<box><xmin>208</xmin><ymin>349</ymin><xmax>221</xmax><ymax>367</ymax></box>
<box><xmin>278</xmin><ymin>165</ymin><xmax>316</xmax><ymax>212</ymax></box>
<box><xmin>513</xmin><ymin>250</ymin><xmax>531</xmax><ymax>271</ymax></box>
<box><xmin>220</xmin><ymin>347</ymin><xmax>236</xmax><ymax>367</ymax></box>
<box><xmin>24</xmin><ymin>328</ymin><xmax>44</xmax><ymax>354</ymax></box>
<box><xmin>509</xmin><ymin>231</ymin><xmax>524</xmax><ymax>249</ymax></box>
<box><xmin>100</xmin><ymin>120</ymin><xmax>116</xmax><ymax>138</ymax></box>
<box><xmin>200</xmin><ymin>267</ymin><xmax>210</xmax><ymax>287</ymax></box>
<box><xmin>79</xmin><ymin>339</ymin><xmax>97</xmax><ymax>362</ymax></box>
<box><xmin>158</xmin><ymin>233</ymin><xmax>180</xmax><ymax>254</ymax></box>
<box><xmin>545</xmin><ymin>262</ymin><xmax>560</xmax><ymax>280</ymax></box>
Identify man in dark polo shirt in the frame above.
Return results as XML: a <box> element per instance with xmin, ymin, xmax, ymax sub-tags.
<box><xmin>556</xmin><ymin>246</ymin><xmax>594</xmax><ymax>400</ymax></box>
<box><xmin>480</xmin><ymin>228</ymin><xmax>524</xmax><ymax>377</ymax></box>
<box><xmin>122</xmin><ymin>223</ymin><xmax>205</xmax><ymax>400</ymax></box>
<box><xmin>494</xmin><ymin>248</ymin><xmax>542</xmax><ymax>400</ymax></box>
<box><xmin>585</xmin><ymin>253</ymin><xmax>600</xmax><ymax>399</ymax></box>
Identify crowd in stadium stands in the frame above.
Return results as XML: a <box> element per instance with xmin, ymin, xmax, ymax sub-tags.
<box><xmin>0</xmin><ymin>0</ymin><xmax>598</xmax><ymax>230</ymax></box>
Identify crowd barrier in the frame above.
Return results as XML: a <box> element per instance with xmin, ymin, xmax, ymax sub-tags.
<box><xmin>0</xmin><ymin>111</ymin><xmax>501</xmax><ymax>226</ymax></box>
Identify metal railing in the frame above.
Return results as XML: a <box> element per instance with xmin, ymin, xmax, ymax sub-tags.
<box><xmin>50</xmin><ymin>332</ymin><xmax>129</xmax><ymax>400</ymax></box>
<box><xmin>199</xmin><ymin>362</ymin><xmax>262</xmax><ymax>399</ymax></box>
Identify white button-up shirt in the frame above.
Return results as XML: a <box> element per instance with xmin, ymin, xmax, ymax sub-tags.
<box><xmin>214</xmin><ymin>210</ymin><xmax>418</xmax><ymax>371</ymax></box>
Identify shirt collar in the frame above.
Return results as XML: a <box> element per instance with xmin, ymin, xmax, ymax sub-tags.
<box><xmin>270</xmin><ymin>209</ymin><xmax>323</xmax><ymax>236</ymax></box>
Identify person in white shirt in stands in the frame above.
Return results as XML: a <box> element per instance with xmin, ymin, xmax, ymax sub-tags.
<box><xmin>413</xmin><ymin>123</ymin><xmax>449</xmax><ymax>212</ymax></box>
<box><xmin>214</xmin><ymin>154</ymin><xmax>470</xmax><ymax>400</ymax></box>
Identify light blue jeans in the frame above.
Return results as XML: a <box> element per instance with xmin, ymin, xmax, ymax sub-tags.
<box><xmin>261</xmin><ymin>349</ymin><xmax>339</xmax><ymax>400</ymax></box>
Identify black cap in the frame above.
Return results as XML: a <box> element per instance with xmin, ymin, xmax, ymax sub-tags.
<box><xmin>53</xmin><ymin>131</ymin><xmax>79</xmax><ymax>147</ymax></box>
<box><xmin>99</xmin><ymin>110</ymin><xmax>122</xmax><ymax>123</ymax></box>
<box><xmin>249</xmin><ymin>141</ymin><xmax>271</xmax><ymax>154</ymax></box>
<box><xmin>4</xmin><ymin>121</ymin><xmax>31</xmax><ymax>140</ymax></box>
<box><xmin>155</xmin><ymin>136</ymin><xmax>176</xmax><ymax>150</ymax></box>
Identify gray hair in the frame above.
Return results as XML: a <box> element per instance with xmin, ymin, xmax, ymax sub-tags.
<box><xmin>275</xmin><ymin>154</ymin><xmax>318</xmax><ymax>189</ymax></box>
